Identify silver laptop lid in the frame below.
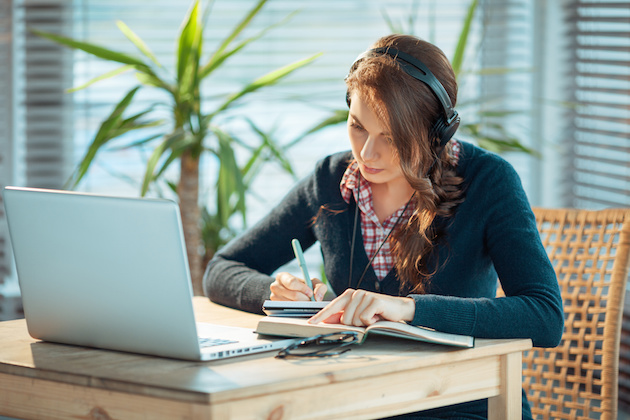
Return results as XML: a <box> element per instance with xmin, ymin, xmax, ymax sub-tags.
<box><xmin>3</xmin><ymin>187</ymin><xmax>204</xmax><ymax>360</ymax></box>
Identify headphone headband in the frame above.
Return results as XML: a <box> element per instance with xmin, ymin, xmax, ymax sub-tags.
<box><xmin>349</xmin><ymin>46</ymin><xmax>460</xmax><ymax>148</ymax></box>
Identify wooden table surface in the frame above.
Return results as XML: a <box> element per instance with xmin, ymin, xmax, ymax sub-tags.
<box><xmin>0</xmin><ymin>297</ymin><xmax>531</xmax><ymax>419</ymax></box>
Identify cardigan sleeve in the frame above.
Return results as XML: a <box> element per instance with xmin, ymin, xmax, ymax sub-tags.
<box><xmin>409</xmin><ymin>148</ymin><xmax>564</xmax><ymax>348</ymax></box>
<box><xmin>203</xmin><ymin>153</ymin><xmax>350</xmax><ymax>314</ymax></box>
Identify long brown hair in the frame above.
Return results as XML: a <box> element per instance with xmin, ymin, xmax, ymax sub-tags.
<box><xmin>345</xmin><ymin>34</ymin><xmax>464</xmax><ymax>293</ymax></box>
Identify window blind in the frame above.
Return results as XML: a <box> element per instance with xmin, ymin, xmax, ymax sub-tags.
<box><xmin>479</xmin><ymin>0</ymin><xmax>536</xmax><ymax>199</ymax></box>
<box><xmin>564</xmin><ymin>0</ymin><xmax>630</xmax><ymax>209</ymax></box>
<box><xmin>18</xmin><ymin>0</ymin><xmax>73</xmax><ymax>189</ymax></box>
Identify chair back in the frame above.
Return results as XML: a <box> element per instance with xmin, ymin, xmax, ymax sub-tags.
<box><xmin>523</xmin><ymin>208</ymin><xmax>630</xmax><ymax>420</ymax></box>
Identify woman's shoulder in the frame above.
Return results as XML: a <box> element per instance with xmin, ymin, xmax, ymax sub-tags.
<box><xmin>312</xmin><ymin>150</ymin><xmax>353</xmax><ymax>181</ymax></box>
<box><xmin>456</xmin><ymin>140</ymin><xmax>521</xmax><ymax>182</ymax></box>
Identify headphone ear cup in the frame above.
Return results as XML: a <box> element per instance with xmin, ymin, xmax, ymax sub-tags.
<box><xmin>432</xmin><ymin>115</ymin><xmax>460</xmax><ymax>149</ymax></box>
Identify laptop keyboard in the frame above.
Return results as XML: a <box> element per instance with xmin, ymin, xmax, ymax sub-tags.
<box><xmin>198</xmin><ymin>337</ymin><xmax>238</xmax><ymax>348</ymax></box>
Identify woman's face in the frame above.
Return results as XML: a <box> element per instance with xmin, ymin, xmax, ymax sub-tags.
<box><xmin>347</xmin><ymin>92</ymin><xmax>406</xmax><ymax>188</ymax></box>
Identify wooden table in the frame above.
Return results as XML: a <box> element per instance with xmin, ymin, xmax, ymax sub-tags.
<box><xmin>0</xmin><ymin>297</ymin><xmax>531</xmax><ymax>419</ymax></box>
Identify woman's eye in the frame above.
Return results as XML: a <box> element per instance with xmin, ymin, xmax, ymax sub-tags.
<box><xmin>350</xmin><ymin>123</ymin><xmax>365</xmax><ymax>131</ymax></box>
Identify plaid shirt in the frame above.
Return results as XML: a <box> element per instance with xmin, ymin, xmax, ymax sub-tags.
<box><xmin>339</xmin><ymin>140</ymin><xmax>461</xmax><ymax>281</ymax></box>
<box><xmin>340</xmin><ymin>161</ymin><xmax>414</xmax><ymax>280</ymax></box>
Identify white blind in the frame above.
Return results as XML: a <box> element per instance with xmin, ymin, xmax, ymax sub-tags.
<box><xmin>564</xmin><ymin>0</ymin><xmax>630</xmax><ymax>208</ymax></box>
<box><xmin>18</xmin><ymin>0</ymin><xmax>73</xmax><ymax>188</ymax></box>
<box><xmin>479</xmin><ymin>0</ymin><xmax>537</xmax><ymax>199</ymax></box>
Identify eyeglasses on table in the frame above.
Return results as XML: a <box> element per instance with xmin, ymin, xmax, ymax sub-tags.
<box><xmin>275</xmin><ymin>331</ymin><xmax>359</xmax><ymax>358</ymax></box>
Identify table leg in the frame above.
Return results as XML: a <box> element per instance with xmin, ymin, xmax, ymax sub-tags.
<box><xmin>487</xmin><ymin>351</ymin><xmax>522</xmax><ymax>420</ymax></box>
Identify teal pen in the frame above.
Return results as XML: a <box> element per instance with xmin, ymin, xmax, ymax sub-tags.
<box><xmin>291</xmin><ymin>238</ymin><xmax>316</xmax><ymax>301</ymax></box>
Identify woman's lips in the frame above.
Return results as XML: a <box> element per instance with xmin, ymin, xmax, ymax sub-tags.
<box><xmin>362</xmin><ymin>165</ymin><xmax>383</xmax><ymax>175</ymax></box>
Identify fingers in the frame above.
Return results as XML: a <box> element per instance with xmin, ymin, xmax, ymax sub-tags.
<box><xmin>309</xmin><ymin>289</ymin><xmax>416</xmax><ymax>326</ymax></box>
<box><xmin>312</xmin><ymin>280</ymin><xmax>328</xmax><ymax>301</ymax></box>
<box><xmin>309</xmin><ymin>289</ymin><xmax>355</xmax><ymax>324</ymax></box>
<box><xmin>269</xmin><ymin>272</ymin><xmax>314</xmax><ymax>301</ymax></box>
<box><xmin>339</xmin><ymin>289</ymin><xmax>382</xmax><ymax>326</ymax></box>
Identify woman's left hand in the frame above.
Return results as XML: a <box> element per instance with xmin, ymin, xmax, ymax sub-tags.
<box><xmin>308</xmin><ymin>288</ymin><xmax>415</xmax><ymax>327</ymax></box>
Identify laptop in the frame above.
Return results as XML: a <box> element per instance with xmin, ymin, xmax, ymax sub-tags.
<box><xmin>2</xmin><ymin>186</ymin><xmax>296</xmax><ymax>361</ymax></box>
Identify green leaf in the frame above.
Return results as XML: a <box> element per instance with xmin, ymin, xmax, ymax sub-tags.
<box><xmin>199</xmin><ymin>10</ymin><xmax>299</xmax><ymax>80</ymax></box>
<box><xmin>176</xmin><ymin>0</ymin><xmax>201</xmax><ymax>85</ymax></box>
<box><xmin>154</xmin><ymin>134</ymin><xmax>196</xmax><ymax>179</ymax></box>
<box><xmin>140</xmin><ymin>130</ymin><xmax>190</xmax><ymax>196</ymax></box>
<box><xmin>65</xmin><ymin>87</ymin><xmax>142</xmax><ymax>189</ymax></box>
<box><xmin>476</xmin><ymin>136</ymin><xmax>539</xmax><ymax>156</ymax></box>
<box><xmin>285</xmin><ymin>109</ymin><xmax>348</xmax><ymax>148</ymax></box>
<box><xmin>31</xmin><ymin>29</ymin><xmax>147</xmax><ymax>67</ymax></box>
<box><xmin>478</xmin><ymin>110</ymin><xmax>526</xmax><ymax>118</ymax></box>
<box><xmin>116</xmin><ymin>20</ymin><xmax>162</xmax><ymax>67</ymax></box>
<box><xmin>451</xmin><ymin>0</ymin><xmax>478</xmax><ymax>77</ymax></box>
<box><xmin>67</xmin><ymin>65</ymin><xmax>134</xmax><ymax>93</ymax></box>
<box><xmin>134</xmin><ymin>71</ymin><xmax>171</xmax><ymax>91</ymax></box>
<box><xmin>205</xmin><ymin>0</ymin><xmax>268</xmax><ymax>71</ymax></box>
<box><xmin>474</xmin><ymin>66</ymin><xmax>531</xmax><ymax>76</ymax></box>
<box><xmin>211</xmin><ymin>53</ymin><xmax>322</xmax><ymax>116</ymax></box>
<box><xmin>380</xmin><ymin>8</ymin><xmax>401</xmax><ymax>34</ymax></box>
<box><xmin>110</xmin><ymin>133</ymin><xmax>164</xmax><ymax>151</ymax></box>
<box><xmin>241</xmin><ymin>143</ymin><xmax>267</xmax><ymax>182</ymax></box>
<box><xmin>215</xmin><ymin>130</ymin><xmax>247</xmax><ymax>226</ymax></box>
<box><xmin>245</xmin><ymin>118</ymin><xmax>295</xmax><ymax>177</ymax></box>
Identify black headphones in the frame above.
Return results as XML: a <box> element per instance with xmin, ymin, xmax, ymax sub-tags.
<box><xmin>347</xmin><ymin>46</ymin><xmax>460</xmax><ymax>150</ymax></box>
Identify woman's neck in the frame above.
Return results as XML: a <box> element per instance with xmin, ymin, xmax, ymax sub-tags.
<box><xmin>370</xmin><ymin>179</ymin><xmax>415</xmax><ymax>224</ymax></box>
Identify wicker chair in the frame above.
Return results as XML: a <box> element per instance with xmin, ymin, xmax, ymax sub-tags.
<box><xmin>522</xmin><ymin>208</ymin><xmax>630</xmax><ymax>420</ymax></box>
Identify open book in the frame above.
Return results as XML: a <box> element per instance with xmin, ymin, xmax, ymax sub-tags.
<box><xmin>255</xmin><ymin>316</ymin><xmax>474</xmax><ymax>348</ymax></box>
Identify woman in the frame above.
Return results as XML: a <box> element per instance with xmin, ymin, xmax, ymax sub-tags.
<box><xmin>204</xmin><ymin>34</ymin><xmax>563</xmax><ymax>419</ymax></box>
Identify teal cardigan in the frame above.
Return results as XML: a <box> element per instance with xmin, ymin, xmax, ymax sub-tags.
<box><xmin>205</xmin><ymin>141</ymin><xmax>563</xmax><ymax>347</ymax></box>
<box><xmin>204</xmin><ymin>141</ymin><xmax>563</xmax><ymax>419</ymax></box>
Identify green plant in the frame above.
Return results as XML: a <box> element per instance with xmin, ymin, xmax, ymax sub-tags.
<box><xmin>33</xmin><ymin>0</ymin><xmax>320</xmax><ymax>295</ymax></box>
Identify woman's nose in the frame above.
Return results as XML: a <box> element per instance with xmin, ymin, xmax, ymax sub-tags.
<box><xmin>361</xmin><ymin>136</ymin><xmax>379</xmax><ymax>163</ymax></box>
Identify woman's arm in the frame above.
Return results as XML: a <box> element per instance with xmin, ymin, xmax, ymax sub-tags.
<box><xmin>409</xmin><ymin>149</ymin><xmax>564</xmax><ymax>348</ymax></box>
<box><xmin>203</xmin><ymin>152</ymin><xmax>350</xmax><ymax>313</ymax></box>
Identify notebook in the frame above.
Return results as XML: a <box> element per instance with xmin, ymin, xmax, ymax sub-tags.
<box><xmin>2</xmin><ymin>186</ymin><xmax>296</xmax><ymax>361</ymax></box>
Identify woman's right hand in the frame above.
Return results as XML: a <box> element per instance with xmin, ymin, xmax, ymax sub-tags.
<box><xmin>270</xmin><ymin>272</ymin><xmax>327</xmax><ymax>301</ymax></box>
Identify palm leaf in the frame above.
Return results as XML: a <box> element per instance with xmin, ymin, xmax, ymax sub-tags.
<box><xmin>285</xmin><ymin>109</ymin><xmax>349</xmax><ymax>148</ymax></box>
<box><xmin>65</xmin><ymin>87</ymin><xmax>142</xmax><ymax>189</ymax></box>
<box><xmin>154</xmin><ymin>134</ymin><xmax>197</xmax><ymax>180</ymax></box>
<box><xmin>177</xmin><ymin>1</ymin><xmax>203</xmax><ymax>83</ymax></box>
<box><xmin>245</xmin><ymin>119</ymin><xmax>295</xmax><ymax>177</ymax></box>
<box><xmin>476</xmin><ymin>136</ymin><xmax>538</xmax><ymax>156</ymax></box>
<box><xmin>109</xmin><ymin>133</ymin><xmax>164</xmax><ymax>151</ymax></box>
<box><xmin>31</xmin><ymin>29</ymin><xmax>147</xmax><ymax>67</ymax></box>
<box><xmin>451</xmin><ymin>0</ymin><xmax>478</xmax><ymax>77</ymax></box>
<box><xmin>204</xmin><ymin>0</ymin><xmax>267</xmax><ymax>72</ymax></box>
<box><xmin>67</xmin><ymin>65</ymin><xmax>134</xmax><ymax>93</ymax></box>
<box><xmin>199</xmin><ymin>10</ymin><xmax>299</xmax><ymax>80</ymax></box>
<box><xmin>215</xmin><ymin>130</ymin><xmax>247</xmax><ymax>225</ymax></box>
<box><xmin>135</xmin><ymin>72</ymin><xmax>172</xmax><ymax>91</ymax></box>
<box><xmin>241</xmin><ymin>143</ymin><xmax>267</xmax><ymax>185</ymax></box>
<box><xmin>116</xmin><ymin>20</ymin><xmax>162</xmax><ymax>67</ymax></box>
<box><xmin>210</xmin><ymin>53</ymin><xmax>322</xmax><ymax>117</ymax></box>
<box><xmin>140</xmin><ymin>130</ymin><xmax>191</xmax><ymax>196</ymax></box>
